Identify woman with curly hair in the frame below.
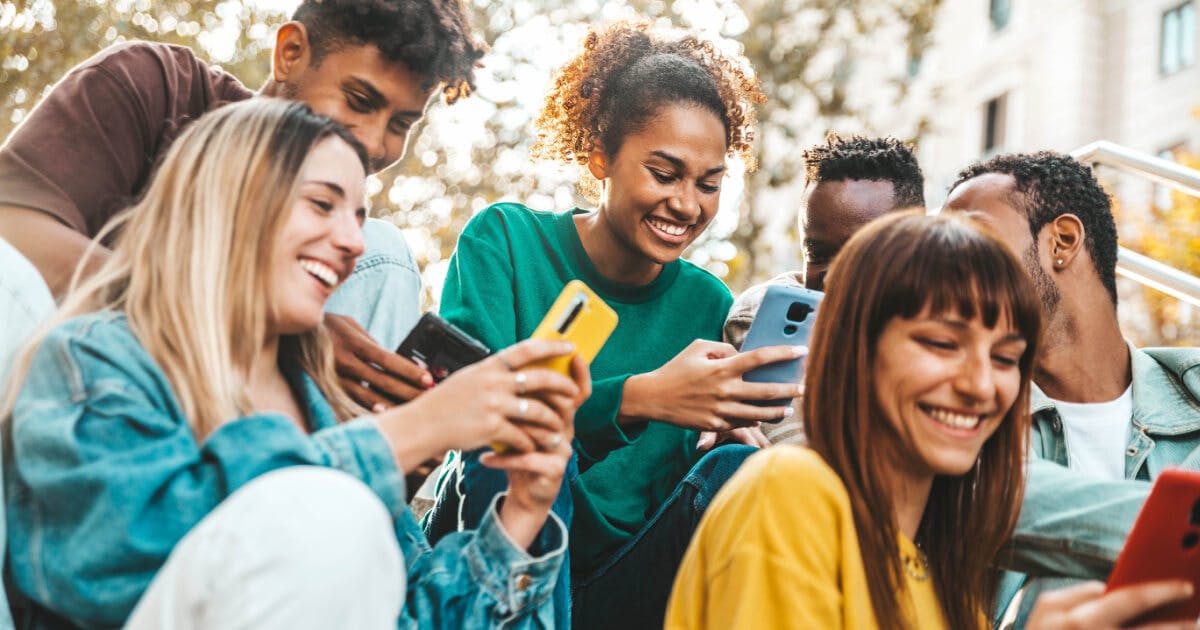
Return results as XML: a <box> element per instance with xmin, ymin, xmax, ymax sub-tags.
<box><xmin>428</xmin><ymin>20</ymin><xmax>798</xmax><ymax>629</ymax></box>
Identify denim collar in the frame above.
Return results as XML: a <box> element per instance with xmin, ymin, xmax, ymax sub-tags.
<box><xmin>280</xmin><ymin>359</ymin><xmax>339</xmax><ymax>432</ymax></box>
<box><xmin>1030</xmin><ymin>342</ymin><xmax>1200</xmax><ymax>435</ymax></box>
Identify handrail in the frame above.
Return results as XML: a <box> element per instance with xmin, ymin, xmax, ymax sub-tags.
<box><xmin>1070</xmin><ymin>141</ymin><xmax>1200</xmax><ymax>308</ymax></box>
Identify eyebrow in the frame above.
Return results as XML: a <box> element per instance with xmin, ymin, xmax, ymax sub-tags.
<box><xmin>932</xmin><ymin>316</ymin><xmax>1026</xmax><ymax>343</ymax></box>
<box><xmin>306</xmin><ymin>181</ymin><xmax>347</xmax><ymax>198</ymax></box>
<box><xmin>346</xmin><ymin>77</ymin><xmax>424</xmax><ymax>119</ymax></box>
<box><xmin>648</xmin><ymin>151</ymin><xmax>726</xmax><ymax>177</ymax></box>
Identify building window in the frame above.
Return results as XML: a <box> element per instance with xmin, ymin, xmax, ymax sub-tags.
<box><xmin>1161</xmin><ymin>2</ymin><xmax>1196</xmax><ymax>75</ymax></box>
<box><xmin>990</xmin><ymin>0</ymin><xmax>1012</xmax><ymax>31</ymax></box>
<box><xmin>983</xmin><ymin>94</ymin><xmax>1008</xmax><ymax>154</ymax></box>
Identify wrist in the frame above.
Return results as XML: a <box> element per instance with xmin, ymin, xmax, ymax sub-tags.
<box><xmin>619</xmin><ymin>373</ymin><xmax>658</xmax><ymax>424</ymax></box>
<box><xmin>373</xmin><ymin>403</ymin><xmax>446</xmax><ymax>474</ymax></box>
<box><xmin>497</xmin><ymin>494</ymin><xmax>549</xmax><ymax>551</ymax></box>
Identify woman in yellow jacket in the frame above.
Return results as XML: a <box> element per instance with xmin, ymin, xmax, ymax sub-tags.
<box><xmin>666</xmin><ymin>212</ymin><xmax>1198</xmax><ymax>630</ymax></box>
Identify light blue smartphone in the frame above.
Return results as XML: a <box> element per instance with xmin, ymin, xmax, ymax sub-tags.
<box><xmin>740</xmin><ymin>285</ymin><xmax>823</xmax><ymax>413</ymax></box>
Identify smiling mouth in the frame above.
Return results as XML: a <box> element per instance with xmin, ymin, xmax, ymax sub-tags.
<box><xmin>299</xmin><ymin>258</ymin><xmax>339</xmax><ymax>288</ymax></box>
<box><xmin>919</xmin><ymin>403</ymin><xmax>986</xmax><ymax>430</ymax></box>
<box><xmin>645</xmin><ymin>216</ymin><xmax>690</xmax><ymax>241</ymax></box>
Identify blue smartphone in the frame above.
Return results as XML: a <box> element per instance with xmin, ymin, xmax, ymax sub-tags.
<box><xmin>740</xmin><ymin>285</ymin><xmax>823</xmax><ymax>412</ymax></box>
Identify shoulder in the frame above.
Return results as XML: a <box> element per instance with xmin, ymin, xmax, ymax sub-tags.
<box><xmin>78</xmin><ymin>41</ymin><xmax>249</xmax><ymax>102</ymax></box>
<box><xmin>674</xmin><ymin>259</ymin><xmax>734</xmax><ymax>305</ymax></box>
<box><xmin>716</xmin><ymin>446</ymin><xmax>851</xmax><ymax>520</ymax></box>
<box><xmin>360</xmin><ymin>218</ymin><xmax>416</xmax><ymax>270</ymax></box>
<box><xmin>1138</xmin><ymin>346</ymin><xmax>1200</xmax><ymax>402</ymax></box>
<box><xmin>459</xmin><ymin>202</ymin><xmax>559</xmax><ymax>240</ymax></box>
<box><xmin>20</xmin><ymin>312</ymin><xmax>156</xmax><ymax>399</ymax></box>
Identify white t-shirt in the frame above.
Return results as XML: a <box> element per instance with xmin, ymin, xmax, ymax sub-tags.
<box><xmin>1053</xmin><ymin>385</ymin><xmax>1134</xmax><ymax>481</ymax></box>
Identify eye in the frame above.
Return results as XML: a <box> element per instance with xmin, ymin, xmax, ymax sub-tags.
<box><xmin>345</xmin><ymin>91</ymin><xmax>372</xmax><ymax>113</ymax></box>
<box><xmin>649</xmin><ymin>168</ymin><xmax>675</xmax><ymax>184</ymax></box>
<box><xmin>698</xmin><ymin>181</ymin><xmax>720</xmax><ymax>194</ymax></box>
<box><xmin>356</xmin><ymin>208</ymin><xmax>368</xmax><ymax>223</ymax></box>
<box><xmin>308</xmin><ymin>198</ymin><xmax>333</xmax><ymax>212</ymax></box>
<box><xmin>387</xmin><ymin>119</ymin><xmax>412</xmax><ymax>136</ymax></box>
<box><xmin>917</xmin><ymin>337</ymin><xmax>957</xmax><ymax>352</ymax></box>
<box><xmin>992</xmin><ymin>353</ymin><xmax>1020</xmax><ymax>367</ymax></box>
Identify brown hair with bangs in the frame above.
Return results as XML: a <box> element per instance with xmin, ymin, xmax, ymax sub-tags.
<box><xmin>802</xmin><ymin>211</ymin><xmax>1042</xmax><ymax>629</ymax></box>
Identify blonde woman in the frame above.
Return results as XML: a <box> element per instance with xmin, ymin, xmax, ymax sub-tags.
<box><xmin>3</xmin><ymin>99</ymin><xmax>588</xmax><ymax>630</ymax></box>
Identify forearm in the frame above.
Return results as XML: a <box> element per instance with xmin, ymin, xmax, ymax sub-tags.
<box><xmin>617</xmin><ymin>372</ymin><xmax>656</xmax><ymax>427</ymax></box>
<box><xmin>0</xmin><ymin>205</ymin><xmax>108</xmax><ymax>298</ymax></box>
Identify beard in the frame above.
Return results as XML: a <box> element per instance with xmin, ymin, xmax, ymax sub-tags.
<box><xmin>1023</xmin><ymin>242</ymin><xmax>1061</xmax><ymax>315</ymax></box>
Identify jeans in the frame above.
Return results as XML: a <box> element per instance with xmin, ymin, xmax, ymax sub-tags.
<box><xmin>429</xmin><ymin>444</ymin><xmax>755</xmax><ymax>629</ymax></box>
<box><xmin>325</xmin><ymin>218</ymin><xmax>423</xmax><ymax>350</ymax></box>
<box><xmin>125</xmin><ymin>467</ymin><xmax>404</xmax><ymax>630</ymax></box>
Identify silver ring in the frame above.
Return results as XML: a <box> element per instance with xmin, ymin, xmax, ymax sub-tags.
<box><xmin>516</xmin><ymin>397</ymin><xmax>529</xmax><ymax>419</ymax></box>
<box><xmin>514</xmin><ymin>371</ymin><xmax>528</xmax><ymax>396</ymax></box>
<box><xmin>548</xmin><ymin>434</ymin><xmax>563</xmax><ymax>449</ymax></box>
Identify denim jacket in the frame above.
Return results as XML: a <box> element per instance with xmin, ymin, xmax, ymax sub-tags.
<box><xmin>5</xmin><ymin>312</ymin><xmax>565</xmax><ymax>629</ymax></box>
<box><xmin>326</xmin><ymin>217</ymin><xmax>424</xmax><ymax>351</ymax></box>
<box><xmin>995</xmin><ymin>344</ymin><xmax>1200</xmax><ymax>626</ymax></box>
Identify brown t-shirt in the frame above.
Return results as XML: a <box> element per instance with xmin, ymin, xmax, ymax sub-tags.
<box><xmin>0</xmin><ymin>41</ymin><xmax>252</xmax><ymax>237</ymax></box>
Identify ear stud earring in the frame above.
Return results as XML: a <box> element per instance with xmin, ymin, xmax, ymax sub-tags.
<box><xmin>1056</xmin><ymin>258</ymin><xmax>1064</xmax><ymax>266</ymax></box>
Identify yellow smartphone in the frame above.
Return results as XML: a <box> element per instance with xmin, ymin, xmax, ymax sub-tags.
<box><xmin>526</xmin><ymin>280</ymin><xmax>618</xmax><ymax>375</ymax></box>
<box><xmin>492</xmin><ymin>281</ymin><xmax>617</xmax><ymax>453</ymax></box>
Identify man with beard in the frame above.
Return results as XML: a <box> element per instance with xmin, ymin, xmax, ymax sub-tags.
<box><xmin>945</xmin><ymin>151</ymin><xmax>1200</xmax><ymax>627</ymax></box>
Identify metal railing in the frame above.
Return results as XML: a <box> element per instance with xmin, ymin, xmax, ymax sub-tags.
<box><xmin>1070</xmin><ymin>140</ymin><xmax>1200</xmax><ymax>308</ymax></box>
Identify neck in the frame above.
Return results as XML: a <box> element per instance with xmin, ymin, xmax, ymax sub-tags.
<box><xmin>574</xmin><ymin>209</ymin><xmax>662</xmax><ymax>286</ymax></box>
<box><xmin>250</xmin><ymin>334</ymin><xmax>282</xmax><ymax>389</ymax></box>
<box><xmin>259</xmin><ymin>79</ymin><xmax>284</xmax><ymax>98</ymax></box>
<box><xmin>890</xmin><ymin>468</ymin><xmax>933</xmax><ymax>542</ymax></box>
<box><xmin>1034</xmin><ymin>288</ymin><xmax>1130</xmax><ymax>403</ymax></box>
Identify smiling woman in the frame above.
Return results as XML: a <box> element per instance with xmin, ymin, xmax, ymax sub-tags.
<box><xmin>425</xmin><ymin>20</ymin><xmax>805</xmax><ymax>630</ymax></box>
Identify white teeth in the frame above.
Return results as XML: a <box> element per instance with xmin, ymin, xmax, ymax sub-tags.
<box><xmin>299</xmin><ymin>259</ymin><xmax>338</xmax><ymax>288</ymax></box>
<box><xmin>926</xmin><ymin>406</ymin><xmax>982</xmax><ymax>429</ymax></box>
<box><xmin>647</xmin><ymin>217</ymin><xmax>688</xmax><ymax>237</ymax></box>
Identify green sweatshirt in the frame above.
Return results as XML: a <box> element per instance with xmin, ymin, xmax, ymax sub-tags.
<box><xmin>440</xmin><ymin>203</ymin><xmax>733</xmax><ymax>573</ymax></box>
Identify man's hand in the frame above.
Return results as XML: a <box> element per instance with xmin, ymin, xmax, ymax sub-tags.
<box><xmin>697</xmin><ymin>424</ymin><xmax>771</xmax><ymax>451</ymax></box>
<box><xmin>326</xmin><ymin>313</ymin><xmax>433</xmax><ymax>407</ymax></box>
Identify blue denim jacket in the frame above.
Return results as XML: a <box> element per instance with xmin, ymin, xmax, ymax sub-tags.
<box><xmin>326</xmin><ymin>217</ymin><xmax>424</xmax><ymax>351</ymax></box>
<box><xmin>995</xmin><ymin>344</ymin><xmax>1200</xmax><ymax>626</ymax></box>
<box><xmin>5</xmin><ymin>312</ymin><xmax>565</xmax><ymax>629</ymax></box>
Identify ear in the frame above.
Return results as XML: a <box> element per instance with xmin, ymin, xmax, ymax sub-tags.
<box><xmin>586</xmin><ymin>150</ymin><xmax>608</xmax><ymax>181</ymax></box>
<box><xmin>272</xmin><ymin>22</ymin><xmax>312</xmax><ymax>83</ymax></box>
<box><xmin>1044</xmin><ymin>214</ymin><xmax>1085</xmax><ymax>271</ymax></box>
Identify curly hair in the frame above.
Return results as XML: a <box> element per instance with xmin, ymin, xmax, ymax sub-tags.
<box><xmin>292</xmin><ymin>0</ymin><xmax>486</xmax><ymax>104</ymax></box>
<box><xmin>802</xmin><ymin>134</ymin><xmax>925</xmax><ymax>208</ymax></box>
<box><xmin>950</xmin><ymin>151</ymin><xmax>1119</xmax><ymax>305</ymax></box>
<box><xmin>531</xmin><ymin>21</ymin><xmax>765</xmax><ymax>177</ymax></box>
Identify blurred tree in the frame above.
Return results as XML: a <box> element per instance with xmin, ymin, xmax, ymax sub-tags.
<box><xmin>1</xmin><ymin>0</ymin><xmax>944</xmax><ymax>308</ymax></box>
<box><xmin>1133</xmin><ymin>149</ymin><xmax>1200</xmax><ymax>346</ymax></box>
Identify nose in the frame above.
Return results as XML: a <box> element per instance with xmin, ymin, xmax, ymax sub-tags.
<box><xmin>332</xmin><ymin>212</ymin><xmax>365</xmax><ymax>259</ymax></box>
<box><xmin>667</xmin><ymin>184</ymin><xmax>702</xmax><ymax>221</ymax></box>
<box><xmin>955</xmin><ymin>351</ymin><xmax>995</xmax><ymax>407</ymax></box>
<box><xmin>351</xmin><ymin>124</ymin><xmax>388</xmax><ymax>174</ymax></box>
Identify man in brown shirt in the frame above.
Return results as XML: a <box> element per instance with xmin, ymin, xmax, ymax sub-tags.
<box><xmin>0</xmin><ymin>0</ymin><xmax>487</xmax><ymax>407</ymax></box>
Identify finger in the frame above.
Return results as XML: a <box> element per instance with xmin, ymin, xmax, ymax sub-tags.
<box><xmin>495</xmin><ymin>339</ymin><xmax>576</xmax><ymax>370</ymax></box>
<box><xmin>511</xmin><ymin>423</ymin><xmax>565</xmax><ymax>451</ymax></box>
<box><xmin>372</xmin><ymin>352</ymin><xmax>435</xmax><ymax>389</ymax></box>
<box><xmin>718</xmin><ymin>401</ymin><xmax>795</xmax><ymax>424</ymax></box>
<box><xmin>1075</xmin><ymin>581</ymin><xmax>1193</xmax><ymax>625</ymax></box>
<box><xmin>692</xmin><ymin>339</ymin><xmax>737</xmax><ymax>360</ymax></box>
<box><xmin>725</xmin><ymin>345</ymin><xmax>808</xmax><ymax>374</ymax></box>
<box><xmin>512</xmin><ymin>368</ymin><xmax>581</xmax><ymax>400</ymax></box>
<box><xmin>751</xmin><ymin>426</ymin><xmax>772</xmax><ymax>448</ymax></box>
<box><xmin>507</xmin><ymin>397</ymin><xmax>565</xmax><ymax>433</ymax></box>
<box><xmin>727</xmin><ymin>380</ymin><xmax>806</xmax><ymax>403</ymax></box>
<box><xmin>569</xmin><ymin>354</ymin><xmax>592</xmax><ymax>403</ymax></box>
<box><xmin>479</xmin><ymin>450</ymin><xmax>570</xmax><ymax>478</ymax></box>
<box><xmin>340</xmin><ymin>376</ymin><xmax>389</xmax><ymax>410</ymax></box>
<box><xmin>538</xmin><ymin>393</ymin><xmax>579</xmax><ymax>436</ymax></box>
<box><xmin>697</xmin><ymin>431</ymin><xmax>716</xmax><ymax>451</ymax></box>
<box><xmin>489</xmin><ymin>422</ymin><xmax>537</xmax><ymax>454</ymax></box>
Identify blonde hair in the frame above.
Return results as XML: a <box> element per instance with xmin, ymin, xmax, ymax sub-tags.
<box><xmin>5</xmin><ymin>99</ymin><xmax>367</xmax><ymax>438</ymax></box>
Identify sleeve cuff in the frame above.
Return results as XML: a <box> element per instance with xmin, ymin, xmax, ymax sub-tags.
<box><xmin>310</xmin><ymin>415</ymin><xmax>407</xmax><ymax>520</ymax></box>
<box><xmin>468</xmin><ymin>493</ymin><xmax>567</xmax><ymax>614</ymax></box>
<box><xmin>574</xmin><ymin>375</ymin><xmax>645</xmax><ymax>464</ymax></box>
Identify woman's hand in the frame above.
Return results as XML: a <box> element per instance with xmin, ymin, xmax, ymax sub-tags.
<box><xmin>373</xmin><ymin>339</ymin><xmax>581</xmax><ymax>474</ymax></box>
<box><xmin>481</xmin><ymin>354</ymin><xmax>590</xmax><ymax>549</ymax></box>
<box><xmin>1027</xmin><ymin>580</ymin><xmax>1199</xmax><ymax>630</ymax></box>
<box><xmin>620</xmin><ymin>340</ymin><xmax>806</xmax><ymax>432</ymax></box>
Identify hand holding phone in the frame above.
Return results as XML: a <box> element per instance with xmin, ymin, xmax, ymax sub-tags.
<box><xmin>740</xmin><ymin>285</ymin><xmax>822</xmax><ymax>411</ymax></box>
<box><xmin>396</xmin><ymin>313</ymin><xmax>491</xmax><ymax>383</ymax></box>
<box><xmin>1105</xmin><ymin>468</ymin><xmax>1200</xmax><ymax>624</ymax></box>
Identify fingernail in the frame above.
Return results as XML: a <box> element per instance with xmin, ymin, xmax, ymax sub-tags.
<box><xmin>1183</xmin><ymin>582</ymin><xmax>1194</xmax><ymax>596</ymax></box>
<box><xmin>783</xmin><ymin>407</ymin><xmax>794</xmax><ymax>417</ymax></box>
<box><xmin>797</xmin><ymin>385</ymin><xmax>806</xmax><ymax>396</ymax></box>
<box><xmin>372</xmin><ymin>404</ymin><xmax>386</xmax><ymax>413</ymax></box>
<box><xmin>421</xmin><ymin>374</ymin><xmax>434</xmax><ymax>386</ymax></box>
<box><xmin>792</xmin><ymin>345</ymin><xmax>808</xmax><ymax>357</ymax></box>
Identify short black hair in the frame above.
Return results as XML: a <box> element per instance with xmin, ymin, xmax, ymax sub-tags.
<box><xmin>950</xmin><ymin>151</ymin><xmax>1118</xmax><ymax>305</ymax></box>
<box><xmin>802</xmin><ymin>134</ymin><xmax>925</xmax><ymax>208</ymax></box>
<box><xmin>292</xmin><ymin>0</ymin><xmax>486</xmax><ymax>104</ymax></box>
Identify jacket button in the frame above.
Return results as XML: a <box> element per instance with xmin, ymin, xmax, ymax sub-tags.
<box><xmin>515</xmin><ymin>573</ymin><xmax>532</xmax><ymax>592</ymax></box>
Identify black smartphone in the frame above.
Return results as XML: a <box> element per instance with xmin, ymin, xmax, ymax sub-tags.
<box><xmin>396</xmin><ymin>313</ymin><xmax>491</xmax><ymax>383</ymax></box>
